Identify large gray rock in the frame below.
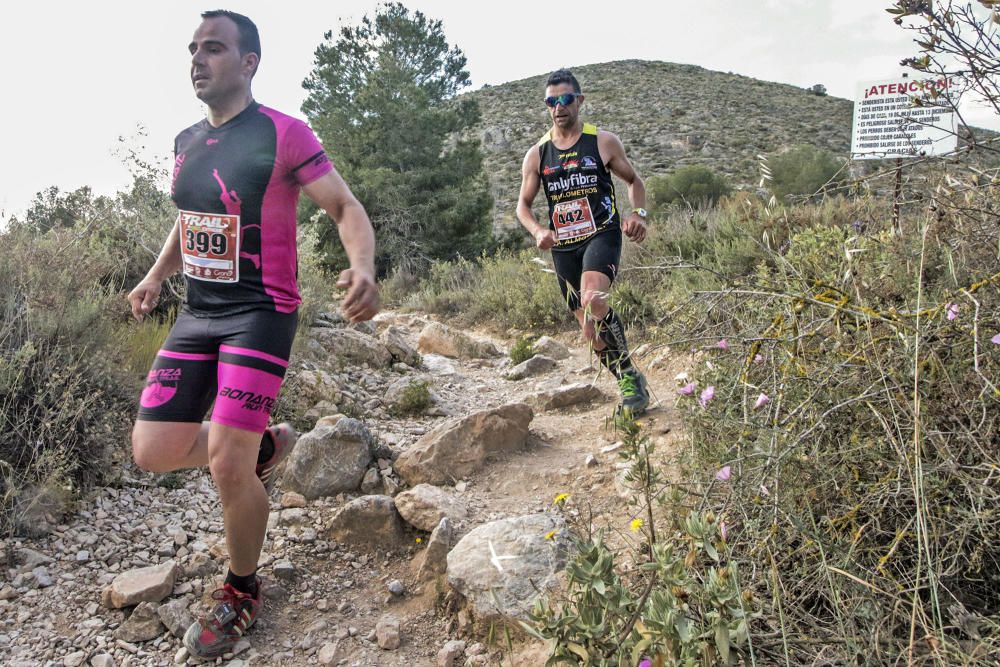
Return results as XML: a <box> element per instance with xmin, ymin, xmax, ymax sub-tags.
<box><xmin>506</xmin><ymin>355</ymin><xmax>556</xmax><ymax>381</ymax></box>
<box><xmin>101</xmin><ymin>561</ymin><xmax>179</xmax><ymax>609</ymax></box>
<box><xmin>526</xmin><ymin>383</ymin><xmax>606</xmax><ymax>411</ymax></box>
<box><xmin>447</xmin><ymin>514</ymin><xmax>571</xmax><ymax>621</ymax></box>
<box><xmin>115</xmin><ymin>601</ymin><xmax>164</xmax><ymax>642</ymax></box>
<box><xmin>380</xmin><ymin>326</ymin><xmax>422</xmax><ymax>367</ymax></box>
<box><xmin>531</xmin><ymin>336</ymin><xmax>570</xmax><ymax>360</ymax></box>
<box><xmin>417</xmin><ymin>322</ymin><xmax>500</xmax><ymax>359</ymax></box>
<box><xmin>282</xmin><ymin>419</ymin><xmax>373</xmax><ymax>499</ymax></box>
<box><xmin>394</xmin><ymin>484</ymin><xmax>467</xmax><ymax>532</ymax></box>
<box><xmin>310</xmin><ymin>326</ymin><xmax>393</xmax><ymax>368</ymax></box>
<box><xmin>395</xmin><ymin>404</ymin><xmax>533</xmax><ymax>485</ymax></box>
<box><xmin>326</xmin><ymin>495</ymin><xmax>406</xmax><ymax>550</ymax></box>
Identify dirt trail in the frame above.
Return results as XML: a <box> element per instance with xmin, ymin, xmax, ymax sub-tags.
<box><xmin>1</xmin><ymin>312</ymin><xmax>687</xmax><ymax>667</ymax></box>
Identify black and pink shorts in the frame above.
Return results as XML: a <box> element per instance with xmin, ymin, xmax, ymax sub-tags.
<box><xmin>136</xmin><ymin>308</ymin><xmax>298</xmax><ymax>433</ymax></box>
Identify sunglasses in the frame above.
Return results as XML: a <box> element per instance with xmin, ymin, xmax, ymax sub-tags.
<box><xmin>544</xmin><ymin>92</ymin><xmax>581</xmax><ymax>108</ymax></box>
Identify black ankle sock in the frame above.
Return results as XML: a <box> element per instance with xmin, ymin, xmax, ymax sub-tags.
<box><xmin>257</xmin><ymin>431</ymin><xmax>274</xmax><ymax>465</ymax></box>
<box><xmin>225</xmin><ymin>569</ymin><xmax>259</xmax><ymax>597</ymax></box>
<box><xmin>595</xmin><ymin>309</ymin><xmax>634</xmax><ymax>378</ymax></box>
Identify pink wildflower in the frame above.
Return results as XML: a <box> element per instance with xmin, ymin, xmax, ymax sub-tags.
<box><xmin>677</xmin><ymin>382</ymin><xmax>696</xmax><ymax>396</ymax></box>
<box><xmin>753</xmin><ymin>392</ymin><xmax>770</xmax><ymax>410</ymax></box>
<box><xmin>716</xmin><ymin>339</ymin><xmax>729</xmax><ymax>351</ymax></box>
<box><xmin>991</xmin><ymin>333</ymin><xmax>1000</xmax><ymax>345</ymax></box>
<box><xmin>715</xmin><ymin>465</ymin><xmax>732</xmax><ymax>482</ymax></box>
<box><xmin>946</xmin><ymin>303</ymin><xmax>959</xmax><ymax>321</ymax></box>
<box><xmin>638</xmin><ymin>659</ymin><xmax>653</xmax><ymax>667</ymax></box>
<box><xmin>753</xmin><ymin>353</ymin><xmax>764</xmax><ymax>364</ymax></box>
<box><xmin>699</xmin><ymin>385</ymin><xmax>715</xmax><ymax>406</ymax></box>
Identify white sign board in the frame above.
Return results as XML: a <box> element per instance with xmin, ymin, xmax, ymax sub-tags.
<box><xmin>851</xmin><ymin>77</ymin><xmax>957</xmax><ymax>160</ymax></box>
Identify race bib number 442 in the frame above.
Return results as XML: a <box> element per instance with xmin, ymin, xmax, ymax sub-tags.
<box><xmin>177</xmin><ymin>210</ymin><xmax>239</xmax><ymax>283</ymax></box>
<box><xmin>552</xmin><ymin>197</ymin><xmax>597</xmax><ymax>241</ymax></box>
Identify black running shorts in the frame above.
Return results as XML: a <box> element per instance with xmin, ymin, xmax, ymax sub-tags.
<box><xmin>137</xmin><ymin>308</ymin><xmax>298</xmax><ymax>433</ymax></box>
<box><xmin>550</xmin><ymin>229</ymin><xmax>622</xmax><ymax>312</ymax></box>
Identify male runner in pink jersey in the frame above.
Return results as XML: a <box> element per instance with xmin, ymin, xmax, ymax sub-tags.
<box><xmin>126</xmin><ymin>10</ymin><xmax>378</xmax><ymax>658</ymax></box>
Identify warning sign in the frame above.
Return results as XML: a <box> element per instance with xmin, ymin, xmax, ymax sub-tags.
<box><xmin>851</xmin><ymin>77</ymin><xmax>957</xmax><ymax>160</ymax></box>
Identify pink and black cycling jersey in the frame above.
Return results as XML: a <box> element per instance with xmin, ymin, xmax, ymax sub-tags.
<box><xmin>170</xmin><ymin>102</ymin><xmax>332</xmax><ymax>316</ymax></box>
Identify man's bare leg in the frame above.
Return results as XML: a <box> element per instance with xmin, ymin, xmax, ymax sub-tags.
<box><xmin>208</xmin><ymin>423</ymin><xmax>270</xmax><ymax>576</ymax></box>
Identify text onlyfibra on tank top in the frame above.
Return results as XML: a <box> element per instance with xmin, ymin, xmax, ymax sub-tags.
<box><xmin>537</xmin><ymin>123</ymin><xmax>619</xmax><ymax>249</ymax></box>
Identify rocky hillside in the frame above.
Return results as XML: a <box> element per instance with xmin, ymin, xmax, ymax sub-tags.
<box><xmin>465</xmin><ymin>59</ymin><xmax>853</xmax><ymax>224</ymax></box>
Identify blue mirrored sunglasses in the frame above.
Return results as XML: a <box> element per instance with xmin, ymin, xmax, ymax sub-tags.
<box><xmin>544</xmin><ymin>92</ymin><xmax>581</xmax><ymax>108</ymax></box>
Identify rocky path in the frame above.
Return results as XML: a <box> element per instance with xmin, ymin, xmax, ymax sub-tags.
<box><xmin>0</xmin><ymin>311</ymin><xmax>686</xmax><ymax>667</ymax></box>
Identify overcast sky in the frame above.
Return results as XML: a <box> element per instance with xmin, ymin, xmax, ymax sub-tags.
<box><xmin>1</xmin><ymin>0</ymin><xmax>996</xmax><ymax>220</ymax></box>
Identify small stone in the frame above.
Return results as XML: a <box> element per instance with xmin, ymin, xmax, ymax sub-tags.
<box><xmin>76</xmin><ymin>551</ymin><xmax>91</xmax><ymax>562</ymax></box>
<box><xmin>273</xmin><ymin>559</ymin><xmax>296</xmax><ymax>580</ymax></box>
<box><xmin>64</xmin><ymin>651</ymin><xmax>86</xmax><ymax>667</ymax></box>
<box><xmin>437</xmin><ymin>639</ymin><xmax>466</xmax><ymax>667</ymax></box>
<box><xmin>318</xmin><ymin>641</ymin><xmax>341</xmax><ymax>665</ymax></box>
<box><xmin>584</xmin><ymin>453</ymin><xmax>598</xmax><ymax>467</ymax></box>
<box><xmin>387</xmin><ymin>580</ymin><xmax>405</xmax><ymax>596</ymax></box>
<box><xmin>174</xmin><ymin>647</ymin><xmax>188</xmax><ymax>664</ymax></box>
<box><xmin>280</xmin><ymin>491</ymin><xmax>308</xmax><ymax>508</ymax></box>
<box><xmin>32</xmin><ymin>567</ymin><xmax>54</xmax><ymax>588</ymax></box>
<box><xmin>90</xmin><ymin>653</ymin><xmax>116</xmax><ymax>667</ymax></box>
<box><xmin>454</xmin><ymin>481</ymin><xmax>467</xmax><ymax>493</ymax></box>
<box><xmin>375</xmin><ymin>615</ymin><xmax>401</xmax><ymax>650</ymax></box>
<box><xmin>359</xmin><ymin>468</ymin><xmax>382</xmax><ymax>494</ymax></box>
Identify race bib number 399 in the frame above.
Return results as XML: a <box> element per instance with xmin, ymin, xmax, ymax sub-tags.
<box><xmin>177</xmin><ymin>210</ymin><xmax>239</xmax><ymax>283</ymax></box>
<box><xmin>552</xmin><ymin>197</ymin><xmax>597</xmax><ymax>241</ymax></box>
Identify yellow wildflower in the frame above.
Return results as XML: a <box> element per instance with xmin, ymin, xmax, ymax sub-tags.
<box><xmin>544</xmin><ymin>530</ymin><xmax>557</xmax><ymax>541</ymax></box>
<box><xmin>415</xmin><ymin>537</ymin><xmax>423</xmax><ymax>544</ymax></box>
<box><xmin>630</xmin><ymin>518</ymin><xmax>644</xmax><ymax>532</ymax></box>
<box><xmin>553</xmin><ymin>493</ymin><xmax>570</xmax><ymax>505</ymax></box>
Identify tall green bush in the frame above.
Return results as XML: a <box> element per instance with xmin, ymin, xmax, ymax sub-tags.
<box><xmin>647</xmin><ymin>165</ymin><xmax>731</xmax><ymax>210</ymax></box>
<box><xmin>767</xmin><ymin>144</ymin><xmax>842</xmax><ymax>200</ymax></box>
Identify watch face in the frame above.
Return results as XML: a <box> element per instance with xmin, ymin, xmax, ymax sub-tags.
<box><xmin>635</xmin><ymin>208</ymin><xmax>647</xmax><ymax>218</ymax></box>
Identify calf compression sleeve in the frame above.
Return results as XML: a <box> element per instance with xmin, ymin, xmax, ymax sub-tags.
<box><xmin>594</xmin><ymin>309</ymin><xmax>634</xmax><ymax>378</ymax></box>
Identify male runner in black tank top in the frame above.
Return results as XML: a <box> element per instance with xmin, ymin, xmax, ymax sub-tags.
<box><xmin>516</xmin><ymin>69</ymin><xmax>651</xmax><ymax>415</ymax></box>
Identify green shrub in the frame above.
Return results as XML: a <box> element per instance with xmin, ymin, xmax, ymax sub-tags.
<box><xmin>767</xmin><ymin>144</ymin><xmax>842</xmax><ymax>200</ymax></box>
<box><xmin>390</xmin><ymin>380</ymin><xmax>432</xmax><ymax>416</ymax></box>
<box><xmin>647</xmin><ymin>165</ymin><xmax>731</xmax><ymax>210</ymax></box>
<box><xmin>509</xmin><ymin>335</ymin><xmax>536</xmax><ymax>365</ymax></box>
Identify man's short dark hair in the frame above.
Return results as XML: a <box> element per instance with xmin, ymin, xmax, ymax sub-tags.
<box><xmin>546</xmin><ymin>69</ymin><xmax>581</xmax><ymax>93</ymax></box>
<box><xmin>202</xmin><ymin>10</ymin><xmax>261</xmax><ymax>62</ymax></box>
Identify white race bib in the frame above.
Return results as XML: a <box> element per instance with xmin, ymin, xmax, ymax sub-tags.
<box><xmin>177</xmin><ymin>210</ymin><xmax>240</xmax><ymax>283</ymax></box>
<box><xmin>552</xmin><ymin>197</ymin><xmax>597</xmax><ymax>241</ymax></box>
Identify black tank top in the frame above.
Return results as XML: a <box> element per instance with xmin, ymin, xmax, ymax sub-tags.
<box><xmin>537</xmin><ymin>123</ymin><xmax>619</xmax><ymax>250</ymax></box>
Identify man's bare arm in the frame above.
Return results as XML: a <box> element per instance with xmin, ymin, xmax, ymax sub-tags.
<box><xmin>600</xmin><ymin>131</ymin><xmax>647</xmax><ymax>243</ymax></box>
<box><xmin>127</xmin><ymin>219</ymin><xmax>182</xmax><ymax>321</ymax></box>
<box><xmin>516</xmin><ymin>147</ymin><xmax>556</xmax><ymax>250</ymax></box>
<box><xmin>302</xmin><ymin>168</ymin><xmax>379</xmax><ymax>322</ymax></box>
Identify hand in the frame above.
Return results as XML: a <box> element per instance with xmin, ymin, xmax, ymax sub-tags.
<box><xmin>622</xmin><ymin>213</ymin><xmax>648</xmax><ymax>243</ymax></box>
<box><xmin>127</xmin><ymin>278</ymin><xmax>162</xmax><ymax>322</ymax></box>
<box><xmin>337</xmin><ymin>268</ymin><xmax>380</xmax><ymax>322</ymax></box>
<box><xmin>534</xmin><ymin>227</ymin><xmax>557</xmax><ymax>251</ymax></box>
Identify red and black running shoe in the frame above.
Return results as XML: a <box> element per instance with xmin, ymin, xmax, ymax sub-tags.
<box><xmin>183</xmin><ymin>581</ymin><xmax>262</xmax><ymax>659</ymax></box>
<box><xmin>255</xmin><ymin>422</ymin><xmax>298</xmax><ymax>494</ymax></box>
